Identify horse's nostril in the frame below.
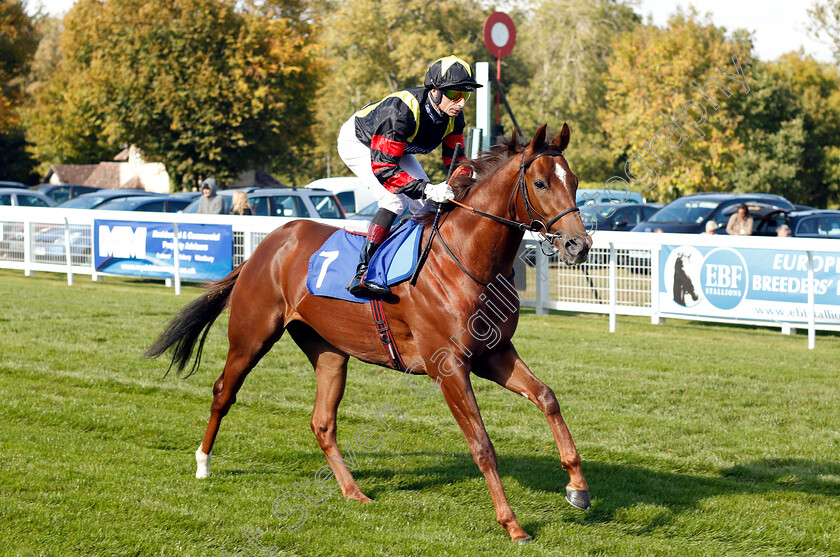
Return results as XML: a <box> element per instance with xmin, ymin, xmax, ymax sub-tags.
<box><xmin>565</xmin><ymin>238</ymin><xmax>581</xmax><ymax>255</ymax></box>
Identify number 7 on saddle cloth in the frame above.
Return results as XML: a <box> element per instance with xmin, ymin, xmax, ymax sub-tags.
<box><xmin>306</xmin><ymin>219</ymin><xmax>425</xmax><ymax>303</ymax></box>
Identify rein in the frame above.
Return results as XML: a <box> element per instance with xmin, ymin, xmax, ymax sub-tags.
<box><xmin>433</xmin><ymin>148</ymin><xmax>580</xmax><ymax>285</ymax></box>
<box><xmin>450</xmin><ymin>149</ymin><xmax>579</xmax><ymax>236</ymax></box>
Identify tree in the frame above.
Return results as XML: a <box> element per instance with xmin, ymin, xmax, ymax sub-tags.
<box><xmin>25</xmin><ymin>0</ymin><xmax>320</xmax><ymax>188</ymax></box>
<box><xmin>600</xmin><ymin>9</ymin><xmax>754</xmax><ymax>201</ymax></box>
<box><xmin>505</xmin><ymin>0</ymin><xmax>640</xmax><ymax>184</ymax></box>
<box><xmin>0</xmin><ymin>0</ymin><xmax>38</xmax><ymax>182</ymax></box>
<box><xmin>727</xmin><ymin>52</ymin><xmax>840</xmax><ymax>207</ymax></box>
<box><xmin>309</xmin><ymin>0</ymin><xmax>489</xmax><ymax>184</ymax></box>
<box><xmin>807</xmin><ymin>0</ymin><xmax>840</xmax><ymax>63</ymax></box>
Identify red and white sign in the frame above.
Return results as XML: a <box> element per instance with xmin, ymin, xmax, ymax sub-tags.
<box><xmin>483</xmin><ymin>12</ymin><xmax>516</xmax><ymax>58</ymax></box>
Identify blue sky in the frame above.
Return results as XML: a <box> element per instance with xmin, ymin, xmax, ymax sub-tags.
<box><xmin>30</xmin><ymin>0</ymin><xmax>834</xmax><ymax>63</ymax></box>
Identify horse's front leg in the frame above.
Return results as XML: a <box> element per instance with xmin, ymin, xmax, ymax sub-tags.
<box><xmin>473</xmin><ymin>340</ymin><xmax>590</xmax><ymax>510</ymax></box>
<box><xmin>433</xmin><ymin>367</ymin><xmax>532</xmax><ymax>543</ymax></box>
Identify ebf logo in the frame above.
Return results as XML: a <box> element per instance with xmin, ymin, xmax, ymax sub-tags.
<box><xmin>700</xmin><ymin>248</ymin><xmax>748</xmax><ymax>310</ymax></box>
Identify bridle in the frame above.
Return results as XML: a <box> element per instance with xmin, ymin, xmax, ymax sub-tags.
<box><xmin>449</xmin><ymin>148</ymin><xmax>580</xmax><ymax>251</ymax></box>
<box><xmin>428</xmin><ymin>148</ymin><xmax>582</xmax><ymax>286</ymax></box>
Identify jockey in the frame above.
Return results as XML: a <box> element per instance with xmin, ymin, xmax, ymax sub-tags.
<box><xmin>337</xmin><ymin>55</ymin><xmax>482</xmax><ymax>298</ymax></box>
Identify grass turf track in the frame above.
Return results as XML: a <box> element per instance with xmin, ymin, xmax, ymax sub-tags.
<box><xmin>0</xmin><ymin>269</ymin><xmax>838</xmax><ymax>556</ymax></box>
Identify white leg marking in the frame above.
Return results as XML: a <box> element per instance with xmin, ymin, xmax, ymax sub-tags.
<box><xmin>196</xmin><ymin>445</ymin><xmax>212</xmax><ymax>479</ymax></box>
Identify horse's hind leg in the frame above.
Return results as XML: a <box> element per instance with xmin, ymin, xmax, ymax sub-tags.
<box><xmin>196</xmin><ymin>307</ymin><xmax>285</xmax><ymax>478</ymax></box>
<box><xmin>473</xmin><ymin>340</ymin><xmax>590</xmax><ymax>510</ymax></box>
<box><xmin>287</xmin><ymin>322</ymin><xmax>372</xmax><ymax>503</ymax></box>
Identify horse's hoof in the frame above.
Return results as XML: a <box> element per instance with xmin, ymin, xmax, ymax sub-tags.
<box><xmin>516</xmin><ymin>535</ymin><xmax>533</xmax><ymax>545</ymax></box>
<box><xmin>565</xmin><ymin>486</ymin><xmax>591</xmax><ymax>510</ymax></box>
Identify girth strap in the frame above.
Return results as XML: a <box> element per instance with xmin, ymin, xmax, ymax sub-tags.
<box><xmin>370</xmin><ymin>299</ymin><xmax>407</xmax><ymax>371</ymax></box>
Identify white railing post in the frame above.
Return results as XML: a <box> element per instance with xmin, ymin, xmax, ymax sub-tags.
<box><xmin>63</xmin><ymin>217</ymin><xmax>73</xmax><ymax>286</ymax></box>
<box><xmin>650</xmin><ymin>243</ymin><xmax>661</xmax><ymax>324</ymax></box>
<box><xmin>24</xmin><ymin>220</ymin><xmax>33</xmax><ymax>276</ymax></box>
<box><xmin>609</xmin><ymin>242</ymin><xmax>617</xmax><ymax>333</ymax></box>
<box><xmin>172</xmin><ymin>222</ymin><xmax>181</xmax><ymax>296</ymax></box>
<box><xmin>807</xmin><ymin>250</ymin><xmax>815</xmax><ymax>350</ymax></box>
<box><xmin>535</xmin><ymin>244</ymin><xmax>549</xmax><ymax>315</ymax></box>
<box><xmin>244</xmin><ymin>227</ymin><xmax>253</xmax><ymax>261</ymax></box>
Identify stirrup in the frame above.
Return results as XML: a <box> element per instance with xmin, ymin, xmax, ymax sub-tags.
<box><xmin>348</xmin><ymin>273</ymin><xmax>391</xmax><ymax>298</ymax></box>
<box><xmin>361</xmin><ymin>278</ymin><xmax>391</xmax><ymax>297</ymax></box>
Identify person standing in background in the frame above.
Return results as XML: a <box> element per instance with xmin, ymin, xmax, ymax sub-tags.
<box><xmin>197</xmin><ymin>178</ymin><xmax>224</xmax><ymax>215</ymax></box>
<box><xmin>726</xmin><ymin>204</ymin><xmax>753</xmax><ymax>236</ymax></box>
<box><xmin>229</xmin><ymin>191</ymin><xmax>253</xmax><ymax>215</ymax></box>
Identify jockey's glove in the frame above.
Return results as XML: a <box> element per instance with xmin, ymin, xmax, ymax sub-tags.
<box><xmin>423</xmin><ymin>181</ymin><xmax>455</xmax><ymax>203</ymax></box>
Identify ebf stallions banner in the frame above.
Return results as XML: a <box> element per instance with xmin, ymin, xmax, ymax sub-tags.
<box><xmin>659</xmin><ymin>245</ymin><xmax>840</xmax><ymax>324</ymax></box>
<box><xmin>94</xmin><ymin>220</ymin><xmax>233</xmax><ymax>281</ymax></box>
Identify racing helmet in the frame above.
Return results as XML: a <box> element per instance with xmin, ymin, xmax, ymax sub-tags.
<box><xmin>424</xmin><ymin>56</ymin><xmax>482</xmax><ymax>91</ymax></box>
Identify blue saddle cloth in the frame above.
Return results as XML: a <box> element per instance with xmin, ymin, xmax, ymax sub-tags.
<box><xmin>306</xmin><ymin>219</ymin><xmax>424</xmax><ymax>303</ymax></box>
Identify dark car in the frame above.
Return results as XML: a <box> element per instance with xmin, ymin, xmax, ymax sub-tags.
<box><xmin>169</xmin><ymin>191</ymin><xmax>202</xmax><ymax>201</ymax></box>
<box><xmin>35</xmin><ymin>184</ymin><xmax>101</xmax><ymax>204</ymax></box>
<box><xmin>57</xmin><ymin>189</ymin><xmax>162</xmax><ymax>209</ymax></box>
<box><xmin>183</xmin><ymin>187</ymin><xmax>346</xmax><ymax>219</ymax></box>
<box><xmin>0</xmin><ymin>188</ymin><xmax>57</xmax><ymax>207</ymax></box>
<box><xmin>581</xmin><ymin>202</ymin><xmax>662</xmax><ymax>232</ymax></box>
<box><xmin>631</xmin><ymin>193</ymin><xmax>795</xmax><ymax>233</ymax></box>
<box><xmin>752</xmin><ymin>209</ymin><xmax>840</xmax><ymax>238</ymax></box>
<box><xmin>95</xmin><ymin>195</ymin><xmax>193</xmax><ymax>213</ymax></box>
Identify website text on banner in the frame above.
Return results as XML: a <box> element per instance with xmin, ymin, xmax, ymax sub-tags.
<box><xmin>94</xmin><ymin>220</ymin><xmax>233</xmax><ymax>281</ymax></box>
<box><xmin>660</xmin><ymin>245</ymin><xmax>840</xmax><ymax>323</ymax></box>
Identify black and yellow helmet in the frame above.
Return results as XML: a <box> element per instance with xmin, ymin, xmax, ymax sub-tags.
<box><xmin>424</xmin><ymin>56</ymin><xmax>482</xmax><ymax>91</ymax></box>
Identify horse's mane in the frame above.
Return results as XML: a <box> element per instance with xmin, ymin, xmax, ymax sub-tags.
<box><xmin>412</xmin><ymin>134</ymin><xmax>527</xmax><ymax>226</ymax></box>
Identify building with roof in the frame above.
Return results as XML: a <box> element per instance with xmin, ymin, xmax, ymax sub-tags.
<box><xmin>45</xmin><ymin>146</ymin><xmax>170</xmax><ymax>193</ymax></box>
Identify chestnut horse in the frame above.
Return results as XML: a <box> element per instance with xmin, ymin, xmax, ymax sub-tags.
<box><xmin>146</xmin><ymin>124</ymin><xmax>592</xmax><ymax>543</ymax></box>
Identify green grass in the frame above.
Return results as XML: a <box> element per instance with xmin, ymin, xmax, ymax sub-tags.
<box><xmin>1</xmin><ymin>269</ymin><xmax>838</xmax><ymax>556</ymax></box>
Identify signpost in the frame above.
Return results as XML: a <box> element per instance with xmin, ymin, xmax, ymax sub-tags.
<box><xmin>482</xmin><ymin>12</ymin><xmax>516</xmax><ymax>135</ymax></box>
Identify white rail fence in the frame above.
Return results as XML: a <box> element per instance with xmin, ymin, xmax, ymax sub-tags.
<box><xmin>2</xmin><ymin>207</ymin><xmax>838</xmax><ymax>349</ymax></box>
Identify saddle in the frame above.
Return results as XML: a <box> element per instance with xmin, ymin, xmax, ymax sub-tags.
<box><xmin>306</xmin><ymin>219</ymin><xmax>424</xmax><ymax>303</ymax></box>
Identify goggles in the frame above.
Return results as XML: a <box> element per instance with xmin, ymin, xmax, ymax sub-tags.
<box><xmin>442</xmin><ymin>89</ymin><xmax>471</xmax><ymax>103</ymax></box>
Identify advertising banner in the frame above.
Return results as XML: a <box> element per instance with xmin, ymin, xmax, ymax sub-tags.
<box><xmin>659</xmin><ymin>245</ymin><xmax>840</xmax><ymax>324</ymax></box>
<box><xmin>94</xmin><ymin>220</ymin><xmax>233</xmax><ymax>281</ymax></box>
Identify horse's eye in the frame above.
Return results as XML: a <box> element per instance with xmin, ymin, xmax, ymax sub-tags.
<box><xmin>534</xmin><ymin>179</ymin><xmax>547</xmax><ymax>190</ymax></box>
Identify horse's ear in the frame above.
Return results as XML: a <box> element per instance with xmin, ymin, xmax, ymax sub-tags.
<box><xmin>528</xmin><ymin>124</ymin><xmax>548</xmax><ymax>152</ymax></box>
<box><xmin>553</xmin><ymin>123</ymin><xmax>571</xmax><ymax>152</ymax></box>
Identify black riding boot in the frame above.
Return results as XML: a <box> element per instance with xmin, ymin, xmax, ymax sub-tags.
<box><xmin>347</xmin><ymin>208</ymin><xmax>397</xmax><ymax>297</ymax></box>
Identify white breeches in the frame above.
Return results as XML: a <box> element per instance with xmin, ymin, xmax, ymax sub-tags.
<box><xmin>337</xmin><ymin>117</ymin><xmax>426</xmax><ymax>215</ymax></box>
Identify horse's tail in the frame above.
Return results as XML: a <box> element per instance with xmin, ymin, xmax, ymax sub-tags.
<box><xmin>144</xmin><ymin>265</ymin><xmax>243</xmax><ymax>377</ymax></box>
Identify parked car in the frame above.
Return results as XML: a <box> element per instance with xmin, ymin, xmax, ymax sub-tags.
<box><xmin>35</xmin><ymin>184</ymin><xmax>101</xmax><ymax>204</ymax></box>
<box><xmin>0</xmin><ymin>181</ymin><xmax>30</xmax><ymax>189</ymax></box>
<box><xmin>576</xmin><ymin>187</ymin><xmax>645</xmax><ymax>206</ymax></box>
<box><xmin>580</xmin><ymin>202</ymin><xmax>662</xmax><ymax>232</ymax></box>
<box><xmin>57</xmin><ymin>189</ymin><xmax>162</xmax><ymax>210</ymax></box>
<box><xmin>0</xmin><ymin>187</ymin><xmax>57</xmax><ymax>207</ymax></box>
<box><xmin>631</xmin><ymin>193</ymin><xmax>794</xmax><ymax>233</ymax></box>
<box><xmin>347</xmin><ymin>201</ymin><xmax>412</xmax><ymax>222</ymax></box>
<box><xmin>95</xmin><ymin>195</ymin><xmax>193</xmax><ymax>213</ymax></box>
<box><xmin>751</xmin><ymin>208</ymin><xmax>840</xmax><ymax>238</ymax></box>
<box><xmin>169</xmin><ymin>191</ymin><xmax>202</xmax><ymax>201</ymax></box>
<box><xmin>715</xmin><ymin>202</ymin><xmax>793</xmax><ymax>236</ymax></box>
<box><xmin>183</xmin><ymin>187</ymin><xmax>346</xmax><ymax>219</ymax></box>
<box><xmin>305</xmin><ymin>177</ymin><xmax>376</xmax><ymax>215</ymax></box>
